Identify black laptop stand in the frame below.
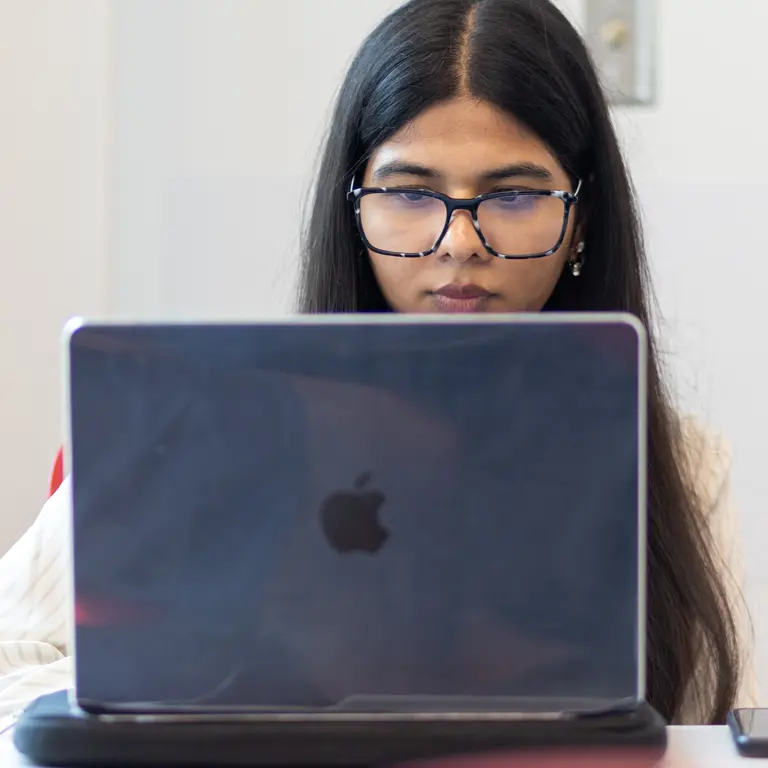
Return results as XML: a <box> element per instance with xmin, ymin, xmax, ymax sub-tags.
<box><xmin>14</xmin><ymin>690</ymin><xmax>667</xmax><ymax>767</ymax></box>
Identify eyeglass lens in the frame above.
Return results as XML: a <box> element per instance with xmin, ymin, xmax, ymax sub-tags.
<box><xmin>359</xmin><ymin>191</ymin><xmax>567</xmax><ymax>257</ymax></box>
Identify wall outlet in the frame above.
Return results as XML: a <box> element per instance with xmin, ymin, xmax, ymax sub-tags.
<box><xmin>585</xmin><ymin>0</ymin><xmax>655</xmax><ymax>106</ymax></box>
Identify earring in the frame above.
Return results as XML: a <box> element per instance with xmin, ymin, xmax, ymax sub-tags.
<box><xmin>570</xmin><ymin>241</ymin><xmax>586</xmax><ymax>277</ymax></box>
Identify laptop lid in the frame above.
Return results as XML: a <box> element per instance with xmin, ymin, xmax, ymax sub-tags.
<box><xmin>65</xmin><ymin>314</ymin><xmax>646</xmax><ymax>715</ymax></box>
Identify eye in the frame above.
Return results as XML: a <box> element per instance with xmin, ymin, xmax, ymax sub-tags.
<box><xmin>376</xmin><ymin>190</ymin><xmax>442</xmax><ymax>213</ymax></box>
<box><xmin>497</xmin><ymin>194</ymin><xmax>537</xmax><ymax>208</ymax></box>
<box><xmin>483</xmin><ymin>193</ymin><xmax>542</xmax><ymax>214</ymax></box>
<box><xmin>393</xmin><ymin>191</ymin><xmax>433</xmax><ymax>205</ymax></box>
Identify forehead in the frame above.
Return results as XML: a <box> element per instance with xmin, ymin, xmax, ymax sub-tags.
<box><xmin>366</xmin><ymin>97</ymin><xmax>565</xmax><ymax>181</ymax></box>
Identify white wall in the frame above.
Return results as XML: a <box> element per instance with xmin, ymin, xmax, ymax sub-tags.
<box><xmin>2</xmin><ymin>0</ymin><xmax>768</xmax><ymax>697</ymax></box>
<box><xmin>110</xmin><ymin>0</ymin><xmax>403</xmax><ymax>320</ymax></box>
<box><xmin>0</xmin><ymin>0</ymin><xmax>109</xmax><ymax>547</ymax></box>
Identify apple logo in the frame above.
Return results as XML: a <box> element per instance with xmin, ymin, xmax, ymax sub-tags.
<box><xmin>319</xmin><ymin>472</ymin><xmax>389</xmax><ymax>554</ymax></box>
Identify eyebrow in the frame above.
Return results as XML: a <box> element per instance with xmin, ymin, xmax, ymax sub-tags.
<box><xmin>481</xmin><ymin>163</ymin><xmax>555</xmax><ymax>183</ymax></box>
<box><xmin>370</xmin><ymin>160</ymin><xmax>555</xmax><ymax>184</ymax></box>
<box><xmin>371</xmin><ymin>161</ymin><xmax>439</xmax><ymax>182</ymax></box>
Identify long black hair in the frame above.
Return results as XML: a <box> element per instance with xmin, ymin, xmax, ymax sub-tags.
<box><xmin>300</xmin><ymin>0</ymin><xmax>741</xmax><ymax>724</ymax></box>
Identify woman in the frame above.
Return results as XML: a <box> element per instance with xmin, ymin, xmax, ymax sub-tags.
<box><xmin>0</xmin><ymin>0</ymin><xmax>753</xmax><ymax>726</ymax></box>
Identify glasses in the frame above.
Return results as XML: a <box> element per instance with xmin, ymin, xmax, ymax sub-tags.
<box><xmin>348</xmin><ymin>179</ymin><xmax>582</xmax><ymax>260</ymax></box>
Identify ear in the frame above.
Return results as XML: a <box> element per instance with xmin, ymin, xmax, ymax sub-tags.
<box><xmin>566</xmin><ymin>189</ymin><xmax>588</xmax><ymax>276</ymax></box>
<box><xmin>569</xmin><ymin>181</ymin><xmax>590</xmax><ymax>256</ymax></box>
<box><xmin>566</xmin><ymin>213</ymin><xmax>587</xmax><ymax>263</ymax></box>
<box><xmin>570</xmin><ymin>229</ymin><xmax>586</xmax><ymax>256</ymax></box>
<box><xmin>568</xmin><ymin>240</ymin><xmax>586</xmax><ymax>277</ymax></box>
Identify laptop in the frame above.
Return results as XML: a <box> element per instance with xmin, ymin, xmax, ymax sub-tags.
<box><xmin>63</xmin><ymin>313</ymin><xmax>648</xmax><ymax>720</ymax></box>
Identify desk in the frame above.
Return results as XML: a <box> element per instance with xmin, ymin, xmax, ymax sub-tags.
<box><xmin>1</xmin><ymin>726</ymin><xmax>765</xmax><ymax>766</ymax></box>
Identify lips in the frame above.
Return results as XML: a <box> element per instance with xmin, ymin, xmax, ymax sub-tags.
<box><xmin>435</xmin><ymin>284</ymin><xmax>491</xmax><ymax>300</ymax></box>
<box><xmin>431</xmin><ymin>284</ymin><xmax>494</xmax><ymax>313</ymax></box>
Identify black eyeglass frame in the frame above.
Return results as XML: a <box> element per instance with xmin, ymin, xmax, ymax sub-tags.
<box><xmin>347</xmin><ymin>177</ymin><xmax>582</xmax><ymax>260</ymax></box>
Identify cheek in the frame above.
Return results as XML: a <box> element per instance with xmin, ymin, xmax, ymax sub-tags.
<box><xmin>368</xmin><ymin>252</ymin><xmax>429</xmax><ymax>311</ymax></box>
<box><xmin>493</xmin><ymin>256</ymin><xmax>569</xmax><ymax>312</ymax></box>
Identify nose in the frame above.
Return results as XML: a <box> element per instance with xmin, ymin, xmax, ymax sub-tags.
<box><xmin>435</xmin><ymin>210</ymin><xmax>492</xmax><ymax>264</ymax></box>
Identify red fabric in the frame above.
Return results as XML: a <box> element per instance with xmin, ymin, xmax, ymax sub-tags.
<box><xmin>50</xmin><ymin>448</ymin><xmax>64</xmax><ymax>497</ymax></box>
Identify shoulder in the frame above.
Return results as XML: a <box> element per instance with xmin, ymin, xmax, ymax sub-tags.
<box><xmin>32</xmin><ymin>475</ymin><xmax>72</xmax><ymax>542</ymax></box>
<box><xmin>676</xmin><ymin>415</ymin><xmax>732</xmax><ymax>517</ymax></box>
<box><xmin>0</xmin><ymin>477</ymin><xmax>71</xmax><ymax>656</ymax></box>
<box><xmin>12</xmin><ymin>476</ymin><xmax>73</xmax><ymax>571</ymax></box>
<box><xmin>0</xmin><ymin>477</ymin><xmax>70</xmax><ymax>576</ymax></box>
<box><xmin>676</xmin><ymin>417</ymin><xmax>758</xmax><ymax>709</ymax></box>
<box><xmin>675</xmin><ymin>416</ymin><xmax>740</xmax><ymax>593</ymax></box>
<box><xmin>675</xmin><ymin>417</ymin><xmax>743</xmax><ymax>602</ymax></box>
